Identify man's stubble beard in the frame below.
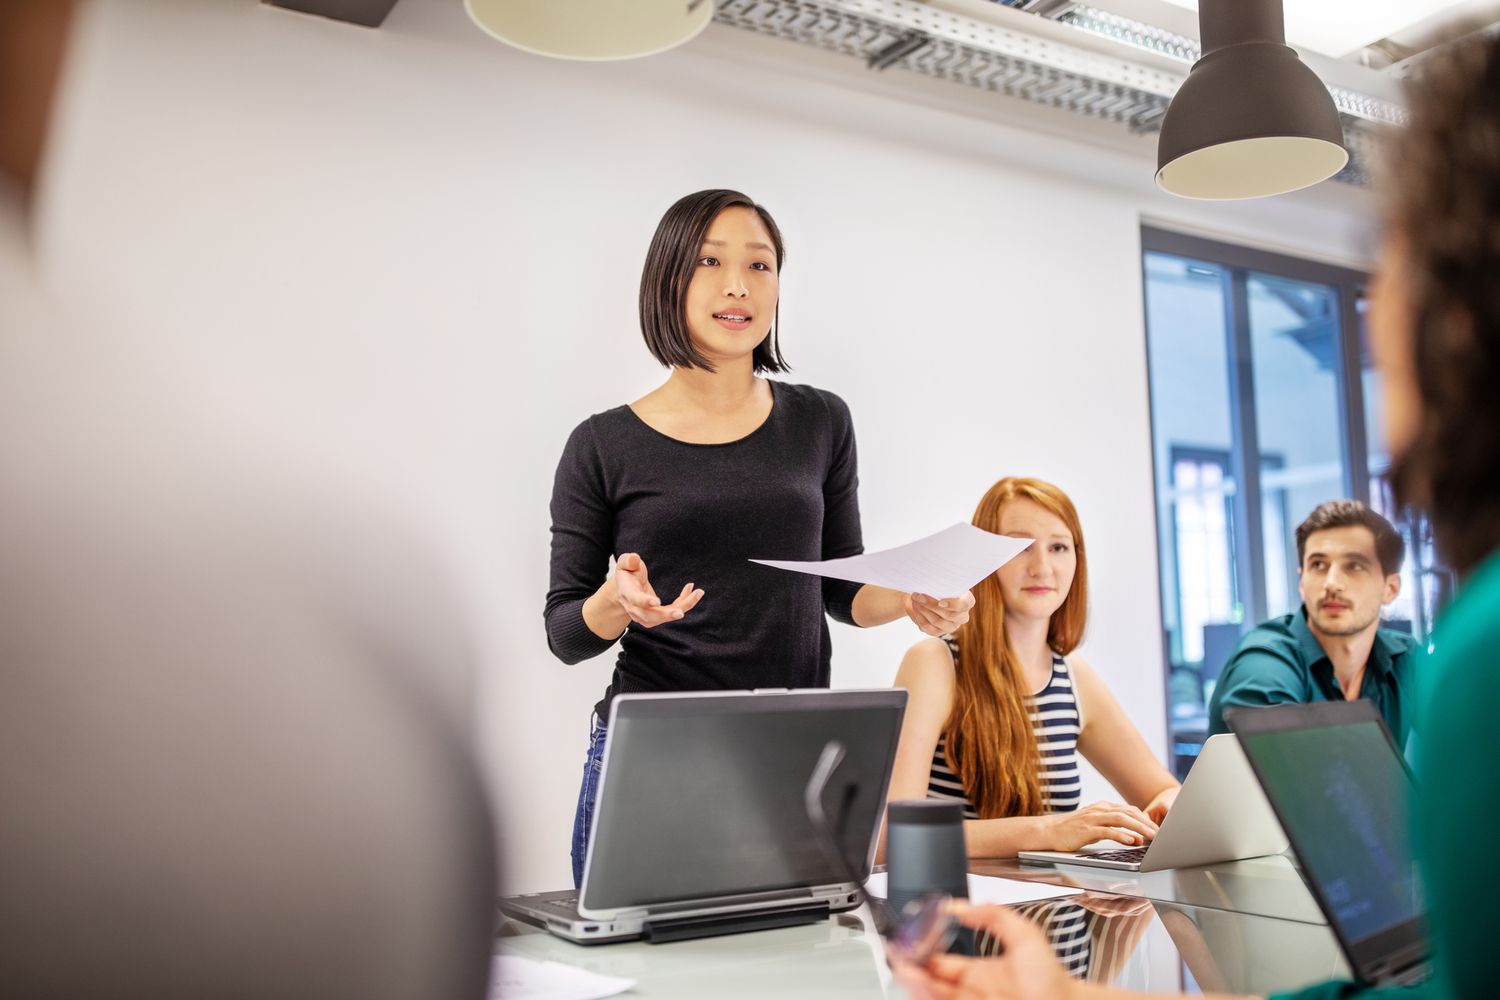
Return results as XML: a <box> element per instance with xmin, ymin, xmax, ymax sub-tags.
<box><xmin>1309</xmin><ymin>604</ymin><xmax>1381</xmax><ymax>638</ymax></box>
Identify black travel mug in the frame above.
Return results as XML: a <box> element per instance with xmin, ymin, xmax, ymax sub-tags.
<box><xmin>885</xmin><ymin>800</ymin><xmax>974</xmax><ymax>956</ymax></box>
<box><xmin>885</xmin><ymin>800</ymin><xmax>968</xmax><ymax>911</ymax></box>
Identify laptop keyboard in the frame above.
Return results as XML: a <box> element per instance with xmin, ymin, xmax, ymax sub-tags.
<box><xmin>538</xmin><ymin>894</ymin><xmax>581</xmax><ymax>912</ymax></box>
<box><xmin>1083</xmin><ymin>846</ymin><xmax>1148</xmax><ymax>863</ymax></box>
<box><xmin>1390</xmin><ymin>962</ymin><xmax>1431</xmax><ymax>987</ymax></box>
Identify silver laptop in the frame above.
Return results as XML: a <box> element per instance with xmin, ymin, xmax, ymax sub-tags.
<box><xmin>497</xmin><ymin>688</ymin><xmax>907</xmax><ymax>944</ymax></box>
<box><xmin>1017</xmin><ymin>733</ymin><xmax>1286</xmax><ymax>872</ymax></box>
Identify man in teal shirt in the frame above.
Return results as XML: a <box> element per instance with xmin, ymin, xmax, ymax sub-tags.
<box><xmin>1208</xmin><ymin>500</ymin><xmax>1418</xmax><ymax>746</ymax></box>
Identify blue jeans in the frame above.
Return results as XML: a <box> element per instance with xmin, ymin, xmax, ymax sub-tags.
<box><xmin>570</xmin><ymin>716</ymin><xmax>608</xmax><ymax>889</ymax></box>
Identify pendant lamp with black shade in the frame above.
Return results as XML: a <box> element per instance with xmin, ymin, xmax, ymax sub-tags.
<box><xmin>1156</xmin><ymin>0</ymin><xmax>1348</xmax><ymax>199</ymax></box>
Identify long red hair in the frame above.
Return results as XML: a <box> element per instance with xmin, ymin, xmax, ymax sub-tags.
<box><xmin>943</xmin><ymin>477</ymin><xmax>1088</xmax><ymax>818</ymax></box>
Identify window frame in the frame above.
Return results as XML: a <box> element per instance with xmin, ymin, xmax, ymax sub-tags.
<box><xmin>1141</xmin><ymin>227</ymin><xmax>1375</xmax><ymax>772</ymax></box>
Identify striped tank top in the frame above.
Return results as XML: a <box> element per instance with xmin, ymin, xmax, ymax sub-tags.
<box><xmin>926</xmin><ymin>636</ymin><xmax>1083</xmax><ymax>818</ymax></box>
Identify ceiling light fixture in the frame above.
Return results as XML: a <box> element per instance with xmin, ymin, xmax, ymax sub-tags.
<box><xmin>1155</xmin><ymin>0</ymin><xmax>1348</xmax><ymax>200</ymax></box>
<box><xmin>465</xmin><ymin>0</ymin><xmax>714</xmax><ymax>61</ymax></box>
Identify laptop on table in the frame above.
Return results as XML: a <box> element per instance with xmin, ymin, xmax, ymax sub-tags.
<box><xmin>1228</xmin><ymin>700</ymin><xmax>1428</xmax><ymax>987</ymax></box>
<box><xmin>1017</xmin><ymin>733</ymin><xmax>1287</xmax><ymax>872</ymax></box>
<box><xmin>498</xmin><ymin>688</ymin><xmax>907</xmax><ymax>944</ymax></box>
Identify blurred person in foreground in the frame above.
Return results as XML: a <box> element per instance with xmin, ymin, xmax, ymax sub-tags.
<box><xmin>0</xmin><ymin>2</ymin><xmax>497</xmax><ymax>997</ymax></box>
<box><xmin>894</xmin><ymin>25</ymin><xmax>1500</xmax><ymax>1000</ymax></box>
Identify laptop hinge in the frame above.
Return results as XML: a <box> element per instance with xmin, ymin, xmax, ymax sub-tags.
<box><xmin>1379</xmin><ymin>951</ymin><xmax>1430</xmax><ymax>983</ymax></box>
<box><xmin>641</xmin><ymin>902</ymin><xmax>828</xmax><ymax>944</ymax></box>
<box><xmin>609</xmin><ymin>908</ymin><xmax>649</xmax><ymax>921</ymax></box>
<box><xmin>809</xmin><ymin>881</ymin><xmax>857</xmax><ymax>901</ymax></box>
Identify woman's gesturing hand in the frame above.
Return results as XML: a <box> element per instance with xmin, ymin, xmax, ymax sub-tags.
<box><xmin>612</xmin><ymin>553</ymin><xmax>704</xmax><ymax>628</ymax></box>
<box><xmin>1041</xmin><ymin>800</ymin><xmax>1159</xmax><ymax>852</ymax></box>
<box><xmin>904</xmin><ymin>590</ymin><xmax>976</xmax><ymax>637</ymax></box>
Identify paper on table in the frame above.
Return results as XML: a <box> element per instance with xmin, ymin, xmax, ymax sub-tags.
<box><xmin>750</xmin><ymin>523</ymin><xmax>1032</xmax><ymax>597</ymax></box>
<box><xmin>864</xmin><ymin>871</ymin><xmax>1081</xmax><ymax>906</ymax></box>
<box><xmin>487</xmin><ymin>954</ymin><xmax>635</xmax><ymax>1000</ymax></box>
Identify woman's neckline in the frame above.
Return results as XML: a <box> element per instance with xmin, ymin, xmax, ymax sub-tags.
<box><xmin>624</xmin><ymin>378</ymin><xmax>779</xmax><ymax>448</ymax></box>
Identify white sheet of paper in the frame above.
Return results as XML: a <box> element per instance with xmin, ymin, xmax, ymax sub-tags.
<box><xmin>750</xmin><ymin>523</ymin><xmax>1032</xmax><ymax>597</ymax></box>
<box><xmin>864</xmin><ymin>871</ymin><xmax>1081</xmax><ymax>906</ymax></box>
<box><xmin>487</xmin><ymin>955</ymin><xmax>635</xmax><ymax>1000</ymax></box>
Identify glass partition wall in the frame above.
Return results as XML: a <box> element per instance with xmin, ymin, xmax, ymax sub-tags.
<box><xmin>1141</xmin><ymin>228</ymin><xmax>1448</xmax><ymax>776</ymax></box>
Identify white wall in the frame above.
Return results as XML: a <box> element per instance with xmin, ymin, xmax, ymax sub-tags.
<box><xmin>39</xmin><ymin>0</ymin><xmax>1375</xmax><ymax>892</ymax></box>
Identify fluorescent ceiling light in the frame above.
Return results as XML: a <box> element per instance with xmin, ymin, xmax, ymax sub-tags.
<box><xmin>1157</xmin><ymin>0</ymin><xmax>1465</xmax><ymax>57</ymax></box>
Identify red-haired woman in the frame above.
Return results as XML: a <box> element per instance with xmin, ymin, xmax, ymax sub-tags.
<box><xmin>886</xmin><ymin>476</ymin><xmax>1180</xmax><ymax>859</ymax></box>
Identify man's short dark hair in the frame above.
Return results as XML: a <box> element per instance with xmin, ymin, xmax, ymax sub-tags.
<box><xmin>637</xmin><ymin>189</ymin><xmax>789</xmax><ymax>375</ymax></box>
<box><xmin>1295</xmin><ymin>500</ymin><xmax>1406</xmax><ymax>576</ymax></box>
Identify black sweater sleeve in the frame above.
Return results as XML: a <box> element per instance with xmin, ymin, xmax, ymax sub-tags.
<box><xmin>817</xmin><ymin>390</ymin><xmax>864</xmax><ymax>626</ymax></box>
<box><xmin>543</xmin><ymin>418</ymin><xmax>619</xmax><ymax>664</ymax></box>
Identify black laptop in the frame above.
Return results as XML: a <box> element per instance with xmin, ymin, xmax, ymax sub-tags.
<box><xmin>1227</xmin><ymin>700</ymin><xmax>1428</xmax><ymax>987</ymax></box>
<box><xmin>498</xmin><ymin>688</ymin><xmax>906</xmax><ymax>944</ymax></box>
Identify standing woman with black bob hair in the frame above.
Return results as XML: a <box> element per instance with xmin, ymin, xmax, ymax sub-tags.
<box><xmin>545</xmin><ymin>189</ymin><xmax>975</xmax><ymax>887</ymax></box>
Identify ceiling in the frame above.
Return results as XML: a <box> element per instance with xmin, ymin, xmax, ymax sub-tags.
<box><xmin>269</xmin><ymin>0</ymin><xmax>1500</xmax><ymax>190</ymax></box>
<box><xmin>1151</xmin><ymin>0</ymin><xmax>1500</xmax><ymax>65</ymax></box>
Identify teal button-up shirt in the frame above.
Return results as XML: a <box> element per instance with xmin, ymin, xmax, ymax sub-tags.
<box><xmin>1206</xmin><ymin>606</ymin><xmax>1419</xmax><ymax>746</ymax></box>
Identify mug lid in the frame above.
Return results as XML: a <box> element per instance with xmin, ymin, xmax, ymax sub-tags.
<box><xmin>888</xmin><ymin>800</ymin><xmax>964</xmax><ymax>826</ymax></box>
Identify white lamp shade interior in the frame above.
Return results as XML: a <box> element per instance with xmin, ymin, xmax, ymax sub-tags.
<box><xmin>465</xmin><ymin>0</ymin><xmax>714</xmax><ymax>62</ymax></box>
<box><xmin>1156</xmin><ymin>135</ymin><xmax>1350</xmax><ymax>200</ymax></box>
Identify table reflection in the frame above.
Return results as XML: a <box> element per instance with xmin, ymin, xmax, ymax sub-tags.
<box><xmin>493</xmin><ymin>884</ymin><xmax>1348</xmax><ymax>997</ymax></box>
<box><xmin>972</xmin><ymin>854</ymin><xmax>1326</xmax><ymax>925</ymax></box>
<box><xmin>1002</xmin><ymin>893</ymin><xmax>1348</xmax><ymax>996</ymax></box>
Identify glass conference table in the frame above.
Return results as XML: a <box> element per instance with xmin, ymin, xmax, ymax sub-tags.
<box><xmin>494</xmin><ymin>855</ymin><xmax>1350</xmax><ymax>997</ymax></box>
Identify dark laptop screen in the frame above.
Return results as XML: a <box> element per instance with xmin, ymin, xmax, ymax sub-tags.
<box><xmin>1237</xmin><ymin>716</ymin><xmax>1420</xmax><ymax>943</ymax></box>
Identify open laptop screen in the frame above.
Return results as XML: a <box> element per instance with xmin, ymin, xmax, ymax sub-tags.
<box><xmin>1229</xmin><ymin>700</ymin><xmax>1424</xmax><ymax>980</ymax></box>
<box><xmin>581</xmin><ymin>689</ymin><xmax>906</xmax><ymax>914</ymax></box>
